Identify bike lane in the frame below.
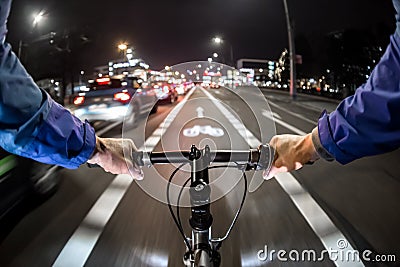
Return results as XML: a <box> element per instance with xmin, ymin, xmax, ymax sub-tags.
<box><xmin>136</xmin><ymin>86</ymin><xmax>260</xmax><ymax>207</ymax></box>
<box><xmin>83</xmin><ymin>86</ymin><xmax>336</xmax><ymax>267</ymax></box>
<box><xmin>82</xmin><ymin>86</ymin><xmax>337</xmax><ymax>267</ymax></box>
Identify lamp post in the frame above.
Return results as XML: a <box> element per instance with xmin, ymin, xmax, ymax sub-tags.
<box><xmin>18</xmin><ymin>11</ymin><xmax>46</xmax><ymax>59</ymax></box>
<box><xmin>212</xmin><ymin>36</ymin><xmax>234</xmax><ymax>67</ymax></box>
<box><xmin>126</xmin><ymin>47</ymin><xmax>134</xmax><ymax>60</ymax></box>
<box><xmin>79</xmin><ymin>70</ymin><xmax>84</xmax><ymax>85</ymax></box>
<box><xmin>282</xmin><ymin>0</ymin><xmax>297</xmax><ymax>100</ymax></box>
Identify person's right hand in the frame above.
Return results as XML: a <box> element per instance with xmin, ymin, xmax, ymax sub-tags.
<box><xmin>87</xmin><ymin>136</ymin><xmax>143</xmax><ymax>179</ymax></box>
<box><xmin>263</xmin><ymin>132</ymin><xmax>319</xmax><ymax>180</ymax></box>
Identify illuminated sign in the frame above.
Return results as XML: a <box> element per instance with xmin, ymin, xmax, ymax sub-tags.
<box><xmin>112</xmin><ymin>59</ymin><xmax>149</xmax><ymax>69</ymax></box>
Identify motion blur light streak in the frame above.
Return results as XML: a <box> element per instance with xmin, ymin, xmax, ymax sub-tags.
<box><xmin>135</xmin><ymin>249</ymin><xmax>168</xmax><ymax>267</ymax></box>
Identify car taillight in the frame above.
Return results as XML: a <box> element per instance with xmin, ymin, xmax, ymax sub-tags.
<box><xmin>73</xmin><ymin>96</ymin><xmax>85</xmax><ymax>105</ymax></box>
<box><xmin>96</xmin><ymin>77</ymin><xmax>110</xmax><ymax>85</ymax></box>
<box><xmin>114</xmin><ymin>92</ymin><xmax>131</xmax><ymax>103</ymax></box>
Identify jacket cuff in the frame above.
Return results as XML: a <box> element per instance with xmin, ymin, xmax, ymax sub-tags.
<box><xmin>40</xmin><ymin>100</ymin><xmax>96</xmax><ymax>168</ymax></box>
<box><xmin>313</xmin><ymin>113</ymin><xmax>335</xmax><ymax>162</ymax></box>
<box><xmin>77</xmin><ymin>120</ymin><xmax>96</xmax><ymax>166</ymax></box>
<box><xmin>317</xmin><ymin>111</ymin><xmax>357</xmax><ymax>164</ymax></box>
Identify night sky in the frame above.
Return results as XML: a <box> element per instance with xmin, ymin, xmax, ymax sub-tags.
<box><xmin>5</xmin><ymin>0</ymin><xmax>396</xmax><ymax>72</ymax></box>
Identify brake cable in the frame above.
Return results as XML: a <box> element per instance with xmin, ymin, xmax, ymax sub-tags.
<box><xmin>208</xmin><ymin>165</ymin><xmax>248</xmax><ymax>250</ymax></box>
<box><xmin>167</xmin><ymin>163</ymin><xmax>192</xmax><ymax>253</ymax></box>
<box><xmin>169</xmin><ymin>163</ymin><xmax>248</xmax><ymax>254</ymax></box>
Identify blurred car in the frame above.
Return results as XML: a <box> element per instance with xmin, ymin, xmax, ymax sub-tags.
<box><xmin>70</xmin><ymin>76</ymin><xmax>158</xmax><ymax>125</ymax></box>
<box><xmin>209</xmin><ymin>82</ymin><xmax>220</xmax><ymax>89</ymax></box>
<box><xmin>0</xmin><ymin>148</ymin><xmax>60</xmax><ymax>238</ymax></box>
<box><xmin>175</xmin><ymin>84</ymin><xmax>186</xmax><ymax>95</ymax></box>
<box><xmin>152</xmin><ymin>82</ymin><xmax>178</xmax><ymax>104</ymax></box>
<box><xmin>174</xmin><ymin>82</ymin><xmax>194</xmax><ymax>95</ymax></box>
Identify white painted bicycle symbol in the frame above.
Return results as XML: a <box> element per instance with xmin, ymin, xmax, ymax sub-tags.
<box><xmin>183</xmin><ymin>125</ymin><xmax>225</xmax><ymax>137</ymax></box>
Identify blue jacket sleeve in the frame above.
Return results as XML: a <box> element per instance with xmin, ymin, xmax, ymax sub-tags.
<box><xmin>317</xmin><ymin>31</ymin><xmax>400</xmax><ymax>164</ymax></box>
<box><xmin>0</xmin><ymin>0</ymin><xmax>96</xmax><ymax>168</ymax></box>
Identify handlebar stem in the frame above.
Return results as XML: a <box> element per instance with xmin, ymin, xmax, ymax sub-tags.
<box><xmin>189</xmin><ymin>145</ymin><xmax>213</xmax><ymax>231</ymax></box>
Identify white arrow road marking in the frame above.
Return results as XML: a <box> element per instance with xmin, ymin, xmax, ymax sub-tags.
<box><xmin>196</xmin><ymin>106</ymin><xmax>204</xmax><ymax>118</ymax></box>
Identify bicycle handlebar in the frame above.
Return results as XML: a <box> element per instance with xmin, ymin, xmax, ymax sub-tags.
<box><xmin>133</xmin><ymin>144</ymin><xmax>274</xmax><ymax>171</ymax></box>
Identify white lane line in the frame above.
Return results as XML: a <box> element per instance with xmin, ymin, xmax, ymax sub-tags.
<box><xmin>271</xmin><ymin>111</ymin><xmax>282</xmax><ymax>120</ymax></box>
<box><xmin>267</xmin><ymin>100</ymin><xmax>318</xmax><ymax>125</ymax></box>
<box><xmin>52</xmin><ymin>88</ymin><xmax>196</xmax><ymax>267</ymax></box>
<box><xmin>274</xmin><ymin>173</ymin><xmax>363</xmax><ymax>267</ymax></box>
<box><xmin>52</xmin><ymin>174</ymin><xmax>132</xmax><ymax>267</ymax></box>
<box><xmin>202</xmin><ymin>88</ymin><xmax>363</xmax><ymax>267</ymax></box>
<box><xmin>262</xmin><ymin>110</ymin><xmax>307</xmax><ymax>136</ymax></box>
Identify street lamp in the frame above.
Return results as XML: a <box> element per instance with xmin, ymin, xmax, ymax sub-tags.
<box><xmin>213</xmin><ymin>37</ymin><xmax>222</xmax><ymax>44</ymax></box>
<box><xmin>33</xmin><ymin>11</ymin><xmax>45</xmax><ymax>26</ymax></box>
<box><xmin>18</xmin><ymin>11</ymin><xmax>47</xmax><ymax>59</ymax></box>
<box><xmin>212</xmin><ymin>36</ymin><xmax>234</xmax><ymax>67</ymax></box>
<box><xmin>282</xmin><ymin>0</ymin><xmax>297</xmax><ymax>99</ymax></box>
<box><xmin>118</xmin><ymin>43</ymin><xmax>128</xmax><ymax>51</ymax></box>
<box><xmin>118</xmin><ymin>42</ymin><xmax>128</xmax><ymax>60</ymax></box>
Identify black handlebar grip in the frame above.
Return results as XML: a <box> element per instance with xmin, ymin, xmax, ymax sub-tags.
<box><xmin>256</xmin><ymin>144</ymin><xmax>275</xmax><ymax>171</ymax></box>
<box><xmin>132</xmin><ymin>151</ymin><xmax>145</xmax><ymax>166</ymax></box>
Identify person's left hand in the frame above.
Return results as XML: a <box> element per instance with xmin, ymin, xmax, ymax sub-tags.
<box><xmin>87</xmin><ymin>136</ymin><xmax>143</xmax><ymax>179</ymax></box>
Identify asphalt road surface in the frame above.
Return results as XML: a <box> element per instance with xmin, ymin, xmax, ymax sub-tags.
<box><xmin>0</xmin><ymin>87</ymin><xmax>399</xmax><ymax>267</ymax></box>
